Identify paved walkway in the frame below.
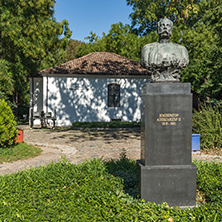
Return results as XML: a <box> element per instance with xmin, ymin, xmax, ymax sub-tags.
<box><xmin>0</xmin><ymin>125</ymin><xmax>221</xmax><ymax>175</ymax></box>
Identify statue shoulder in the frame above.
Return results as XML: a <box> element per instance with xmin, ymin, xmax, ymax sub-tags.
<box><xmin>142</xmin><ymin>42</ymin><xmax>158</xmax><ymax>50</ymax></box>
<box><xmin>141</xmin><ymin>42</ymin><xmax>158</xmax><ymax>56</ymax></box>
<box><xmin>141</xmin><ymin>42</ymin><xmax>158</xmax><ymax>68</ymax></box>
<box><xmin>173</xmin><ymin>43</ymin><xmax>189</xmax><ymax>66</ymax></box>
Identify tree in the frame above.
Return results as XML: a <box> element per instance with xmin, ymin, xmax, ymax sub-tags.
<box><xmin>104</xmin><ymin>23</ymin><xmax>143</xmax><ymax>61</ymax></box>
<box><xmin>126</xmin><ymin>0</ymin><xmax>222</xmax><ymax>100</ymax></box>
<box><xmin>76</xmin><ymin>31</ymin><xmax>107</xmax><ymax>57</ymax></box>
<box><xmin>62</xmin><ymin>39</ymin><xmax>85</xmax><ymax>62</ymax></box>
<box><xmin>126</xmin><ymin>0</ymin><xmax>200</xmax><ymax>35</ymax></box>
<box><xmin>0</xmin><ymin>0</ymin><xmax>72</xmax><ymax>116</ymax></box>
<box><xmin>193</xmin><ymin>3</ymin><xmax>222</xmax><ymax>100</ymax></box>
<box><xmin>0</xmin><ymin>0</ymin><xmax>71</xmax><ymax>64</ymax></box>
<box><xmin>0</xmin><ymin>59</ymin><xmax>13</xmax><ymax>98</ymax></box>
<box><xmin>77</xmin><ymin>23</ymin><xmax>158</xmax><ymax>62</ymax></box>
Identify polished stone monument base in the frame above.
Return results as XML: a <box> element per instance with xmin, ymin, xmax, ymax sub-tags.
<box><xmin>139</xmin><ymin>83</ymin><xmax>196</xmax><ymax>207</ymax></box>
<box><xmin>140</xmin><ymin>83</ymin><xmax>193</xmax><ymax>166</ymax></box>
<box><xmin>138</xmin><ymin>161</ymin><xmax>197</xmax><ymax>206</ymax></box>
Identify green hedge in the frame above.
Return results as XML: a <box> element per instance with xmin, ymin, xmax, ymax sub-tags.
<box><xmin>196</xmin><ymin>160</ymin><xmax>222</xmax><ymax>205</ymax></box>
<box><xmin>0</xmin><ymin>158</ymin><xmax>221</xmax><ymax>221</ymax></box>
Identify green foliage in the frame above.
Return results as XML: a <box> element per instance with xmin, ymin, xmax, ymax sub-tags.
<box><xmin>62</xmin><ymin>39</ymin><xmax>85</xmax><ymax>62</ymax></box>
<box><xmin>0</xmin><ymin>59</ymin><xmax>14</xmax><ymax>105</ymax></box>
<box><xmin>0</xmin><ymin>99</ymin><xmax>17</xmax><ymax>147</ymax></box>
<box><xmin>192</xmin><ymin>104</ymin><xmax>222</xmax><ymax>150</ymax></box>
<box><xmin>0</xmin><ymin>159</ymin><xmax>130</xmax><ymax>221</ymax></box>
<box><xmin>105</xmin><ymin>151</ymin><xmax>140</xmax><ymax>198</ymax></box>
<box><xmin>72</xmin><ymin>121</ymin><xmax>141</xmax><ymax>129</ymax></box>
<box><xmin>126</xmin><ymin>0</ymin><xmax>201</xmax><ymax>35</ymax></box>
<box><xmin>104</xmin><ymin>23</ymin><xmax>142</xmax><ymax>61</ymax></box>
<box><xmin>195</xmin><ymin>161</ymin><xmax>222</xmax><ymax>205</ymax></box>
<box><xmin>0</xmin><ymin>142</ymin><xmax>42</xmax><ymax>164</ymax></box>
<box><xmin>0</xmin><ymin>59</ymin><xmax>14</xmax><ymax>97</ymax></box>
<box><xmin>77</xmin><ymin>22</ymin><xmax>158</xmax><ymax>62</ymax></box>
<box><xmin>196</xmin><ymin>3</ymin><xmax>222</xmax><ymax>100</ymax></box>
<box><xmin>179</xmin><ymin>3</ymin><xmax>222</xmax><ymax>100</ymax></box>
<box><xmin>76</xmin><ymin>31</ymin><xmax>107</xmax><ymax>57</ymax></box>
<box><xmin>0</xmin><ymin>0</ymin><xmax>72</xmax><ymax>63</ymax></box>
<box><xmin>0</xmin><ymin>158</ymin><xmax>222</xmax><ymax>221</ymax></box>
<box><xmin>0</xmin><ymin>0</ymin><xmax>72</xmax><ymax>116</ymax></box>
<box><xmin>126</xmin><ymin>0</ymin><xmax>220</xmax><ymax>35</ymax></box>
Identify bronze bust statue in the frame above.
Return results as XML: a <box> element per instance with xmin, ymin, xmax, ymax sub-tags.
<box><xmin>141</xmin><ymin>18</ymin><xmax>189</xmax><ymax>82</ymax></box>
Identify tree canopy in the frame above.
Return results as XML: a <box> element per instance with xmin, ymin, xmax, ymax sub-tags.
<box><xmin>76</xmin><ymin>23</ymin><xmax>158</xmax><ymax>62</ymax></box>
<box><xmin>62</xmin><ymin>39</ymin><xmax>85</xmax><ymax>62</ymax></box>
<box><xmin>0</xmin><ymin>0</ymin><xmax>71</xmax><ymax>115</ymax></box>
<box><xmin>126</xmin><ymin>0</ymin><xmax>219</xmax><ymax>35</ymax></box>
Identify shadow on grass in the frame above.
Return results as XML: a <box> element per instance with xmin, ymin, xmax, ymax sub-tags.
<box><xmin>104</xmin><ymin>149</ymin><xmax>140</xmax><ymax>198</ymax></box>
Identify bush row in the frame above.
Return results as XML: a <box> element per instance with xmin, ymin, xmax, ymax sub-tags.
<box><xmin>0</xmin><ymin>157</ymin><xmax>221</xmax><ymax>221</ymax></box>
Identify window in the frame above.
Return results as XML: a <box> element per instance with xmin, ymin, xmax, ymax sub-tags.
<box><xmin>108</xmin><ymin>83</ymin><xmax>120</xmax><ymax>107</ymax></box>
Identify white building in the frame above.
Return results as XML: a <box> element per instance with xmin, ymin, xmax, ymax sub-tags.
<box><xmin>30</xmin><ymin>52</ymin><xmax>150</xmax><ymax>126</ymax></box>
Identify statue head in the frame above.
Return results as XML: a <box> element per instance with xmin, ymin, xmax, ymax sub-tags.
<box><xmin>157</xmin><ymin>18</ymin><xmax>173</xmax><ymax>39</ymax></box>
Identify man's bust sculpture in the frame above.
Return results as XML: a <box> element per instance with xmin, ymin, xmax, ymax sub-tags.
<box><xmin>141</xmin><ymin>18</ymin><xmax>189</xmax><ymax>82</ymax></box>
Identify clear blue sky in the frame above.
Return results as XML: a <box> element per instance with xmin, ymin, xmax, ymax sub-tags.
<box><xmin>54</xmin><ymin>0</ymin><xmax>133</xmax><ymax>42</ymax></box>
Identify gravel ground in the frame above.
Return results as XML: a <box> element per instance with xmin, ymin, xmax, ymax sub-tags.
<box><xmin>0</xmin><ymin>125</ymin><xmax>221</xmax><ymax>176</ymax></box>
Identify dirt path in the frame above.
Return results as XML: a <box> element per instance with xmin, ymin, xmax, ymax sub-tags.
<box><xmin>0</xmin><ymin>125</ymin><xmax>221</xmax><ymax>176</ymax></box>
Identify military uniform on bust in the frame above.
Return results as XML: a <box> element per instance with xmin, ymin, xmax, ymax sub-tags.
<box><xmin>140</xmin><ymin>17</ymin><xmax>189</xmax><ymax>82</ymax></box>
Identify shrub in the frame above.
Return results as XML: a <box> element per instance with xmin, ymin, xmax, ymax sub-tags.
<box><xmin>192</xmin><ymin>103</ymin><xmax>222</xmax><ymax>150</ymax></box>
<box><xmin>0</xmin><ymin>159</ymin><xmax>222</xmax><ymax>221</ymax></box>
<box><xmin>0</xmin><ymin>99</ymin><xmax>18</xmax><ymax>147</ymax></box>
<box><xmin>195</xmin><ymin>160</ymin><xmax>222</xmax><ymax>205</ymax></box>
<box><xmin>105</xmin><ymin>150</ymin><xmax>140</xmax><ymax>198</ymax></box>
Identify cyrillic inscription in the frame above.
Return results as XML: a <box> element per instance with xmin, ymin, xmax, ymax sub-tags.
<box><xmin>157</xmin><ymin>113</ymin><xmax>182</xmax><ymax>126</ymax></box>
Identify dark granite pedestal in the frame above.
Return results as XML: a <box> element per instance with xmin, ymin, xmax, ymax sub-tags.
<box><xmin>139</xmin><ymin>83</ymin><xmax>197</xmax><ymax>207</ymax></box>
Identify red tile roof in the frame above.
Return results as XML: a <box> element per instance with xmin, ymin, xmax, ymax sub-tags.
<box><xmin>37</xmin><ymin>52</ymin><xmax>148</xmax><ymax>76</ymax></box>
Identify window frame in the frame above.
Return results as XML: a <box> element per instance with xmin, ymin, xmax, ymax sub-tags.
<box><xmin>108</xmin><ymin>83</ymin><xmax>120</xmax><ymax>107</ymax></box>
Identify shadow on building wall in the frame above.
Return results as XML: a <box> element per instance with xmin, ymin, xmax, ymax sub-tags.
<box><xmin>47</xmin><ymin>76</ymin><xmax>149</xmax><ymax>126</ymax></box>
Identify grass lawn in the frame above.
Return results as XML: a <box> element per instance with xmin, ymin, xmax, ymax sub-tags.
<box><xmin>0</xmin><ymin>142</ymin><xmax>42</xmax><ymax>164</ymax></box>
<box><xmin>0</xmin><ymin>155</ymin><xmax>221</xmax><ymax>221</ymax></box>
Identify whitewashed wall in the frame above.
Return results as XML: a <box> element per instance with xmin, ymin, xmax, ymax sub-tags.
<box><xmin>41</xmin><ymin>74</ymin><xmax>150</xmax><ymax>126</ymax></box>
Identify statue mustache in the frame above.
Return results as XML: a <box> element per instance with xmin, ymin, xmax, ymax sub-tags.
<box><xmin>158</xmin><ymin>29</ymin><xmax>172</xmax><ymax>35</ymax></box>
